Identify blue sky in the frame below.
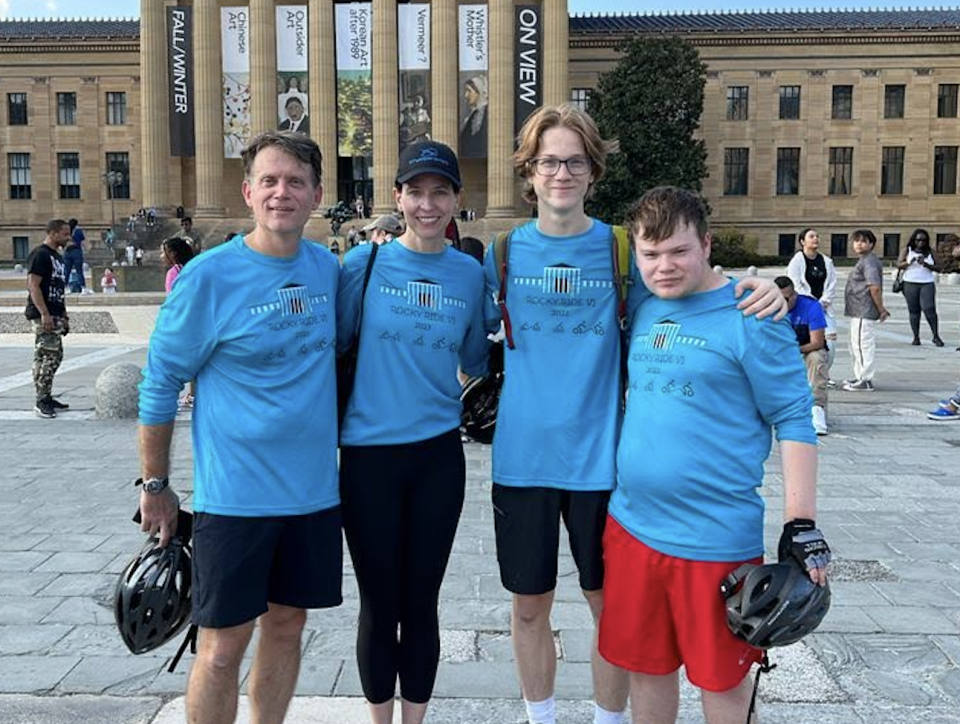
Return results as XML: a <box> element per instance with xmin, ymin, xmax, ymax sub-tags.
<box><xmin>0</xmin><ymin>0</ymin><xmax>914</xmax><ymax>20</ymax></box>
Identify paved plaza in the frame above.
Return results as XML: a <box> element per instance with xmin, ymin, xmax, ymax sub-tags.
<box><xmin>0</xmin><ymin>270</ymin><xmax>959</xmax><ymax>723</ymax></box>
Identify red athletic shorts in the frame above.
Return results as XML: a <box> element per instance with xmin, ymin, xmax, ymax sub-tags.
<box><xmin>598</xmin><ymin>515</ymin><xmax>762</xmax><ymax>692</ymax></box>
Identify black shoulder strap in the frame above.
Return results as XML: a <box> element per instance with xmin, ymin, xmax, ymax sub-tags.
<box><xmin>493</xmin><ymin>231</ymin><xmax>515</xmax><ymax>349</ymax></box>
<box><xmin>354</xmin><ymin>242</ymin><xmax>380</xmax><ymax>338</ymax></box>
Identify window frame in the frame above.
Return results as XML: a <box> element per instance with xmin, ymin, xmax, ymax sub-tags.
<box><xmin>883</xmin><ymin>84</ymin><xmax>905</xmax><ymax>119</ymax></box>
<box><xmin>880</xmin><ymin>146</ymin><xmax>905</xmax><ymax>195</ymax></box>
<box><xmin>831</xmin><ymin>85</ymin><xmax>853</xmax><ymax>120</ymax></box>
<box><xmin>8</xmin><ymin>152</ymin><xmax>32</xmax><ymax>200</ymax></box>
<box><xmin>933</xmin><ymin>145</ymin><xmax>958</xmax><ymax>195</ymax></box>
<box><xmin>57</xmin><ymin>152</ymin><xmax>81</xmax><ymax>200</ymax></box>
<box><xmin>56</xmin><ymin>92</ymin><xmax>78</xmax><ymax>126</ymax></box>
<box><xmin>775</xmin><ymin>147</ymin><xmax>801</xmax><ymax>196</ymax></box>
<box><xmin>726</xmin><ymin>86</ymin><xmax>750</xmax><ymax>121</ymax></box>
<box><xmin>7</xmin><ymin>92</ymin><xmax>28</xmax><ymax>126</ymax></box>
<box><xmin>106</xmin><ymin>91</ymin><xmax>127</xmax><ymax>125</ymax></box>
<box><xmin>937</xmin><ymin>84</ymin><xmax>959</xmax><ymax>119</ymax></box>
<box><xmin>778</xmin><ymin>85</ymin><xmax>801</xmax><ymax>120</ymax></box>
<box><xmin>723</xmin><ymin>147</ymin><xmax>750</xmax><ymax>196</ymax></box>
<box><xmin>105</xmin><ymin>152</ymin><xmax>131</xmax><ymax>199</ymax></box>
<box><xmin>828</xmin><ymin>147</ymin><xmax>854</xmax><ymax>196</ymax></box>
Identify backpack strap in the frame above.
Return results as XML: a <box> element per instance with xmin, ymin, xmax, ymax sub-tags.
<box><xmin>611</xmin><ymin>225</ymin><xmax>632</xmax><ymax>331</ymax></box>
<box><xmin>492</xmin><ymin>231</ymin><xmax>515</xmax><ymax>349</ymax></box>
<box><xmin>354</xmin><ymin>241</ymin><xmax>380</xmax><ymax>338</ymax></box>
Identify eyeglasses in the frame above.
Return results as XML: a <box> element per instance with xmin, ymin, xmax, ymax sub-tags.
<box><xmin>528</xmin><ymin>157</ymin><xmax>592</xmax><ymax>176</ymax></box>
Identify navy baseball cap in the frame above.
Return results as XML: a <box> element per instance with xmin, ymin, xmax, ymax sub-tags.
<box><xmin>395</xmin><ymin>141</ymin><xmax>461</xmax><ymax>192</ymax></box>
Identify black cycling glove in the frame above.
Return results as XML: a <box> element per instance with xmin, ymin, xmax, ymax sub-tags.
<box><xmin>778</xmin><ymin>518</ymin><xmax>832</xmax><ymax>571</ymax></box>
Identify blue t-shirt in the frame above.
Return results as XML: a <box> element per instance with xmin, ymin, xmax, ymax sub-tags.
<box><xmin>483</xmin><ymin>219</ymin><xmax>649</xmax><ymax>491</ymax></box>
<box><xmin>139</xmin><ymin>236</ymin><xmax>340</xmax><ymax>517</ymax></box>
<box><xmin>787</xmin><ymin>293</ymin><xmax>826</xmax><ymax>347</ymax></box>
<box><xmin>611</xmin><ymin>281</ymin><xmax>816</xmax><ymax>562</ymax></box>
<box><xmin>338</xmin><ymin>241</ymin><xmax>488</xmax><ymax>446</ymax></box>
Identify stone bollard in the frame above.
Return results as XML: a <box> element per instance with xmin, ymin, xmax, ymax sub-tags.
<box><xmin>713</xmin><ymin>265</ymin><xmax>724</xmax><ymax>275</ymax></box>
<box><xmin>14</xmin><ymin>264</ymin><xmax>23</xmax><ymax>273</ymax></box>
<box><xmin>746</xmin><ymin>265</ymin><xmax>758</xmax><ymax>276</ymax></box>
<box><xmin>949</xmin><ymin>273</ymin><xmax>960</xmax><ymax>286</ymax></box>
<box><xmin>96</xmin><ymin>363</ymin><xmax>142</xmax><ymax>419</ymax></box>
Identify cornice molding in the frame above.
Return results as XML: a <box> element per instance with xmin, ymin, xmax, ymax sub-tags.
<box><xmin>571</xmin><ymin>32</ymin><xmax>960</xmax><ymax>49</ymax></box>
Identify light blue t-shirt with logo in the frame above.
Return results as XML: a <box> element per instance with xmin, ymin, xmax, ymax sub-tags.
<box><xmin>139</xmin><ymin>236</ymin><xmax>340</xmax><ymax>517</ymax></box>
<box><xmin>483</xmin><ymin>219</ymin><xmax>649</xmax><ymax>491</ymax></box>
<box><xmin>337</xmin><ymin>241</ymin><xmax>489</xmax><ymax>446</ymax></box>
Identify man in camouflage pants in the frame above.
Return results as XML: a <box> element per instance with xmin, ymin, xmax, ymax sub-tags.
<box><xmin>25</xmin><ymin>220</ymin><xmax>71</xmax><ymax>418</ymax></box>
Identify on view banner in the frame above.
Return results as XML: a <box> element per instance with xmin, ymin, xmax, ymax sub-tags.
<box><xmin>458</xmin><ymin>4</ymin><xmax>488</xmax><ymax>158</ymax></box>
<box><xmin>514</xmin><ymin>5</ymin><xmax>542</xmax><ymax>138</ymax></box>
<box><xmin>221</xmin><ymin>7</ymin><xmax>251</xmax><ymax>158</ymax></box>
<box><xmin>167</xmin><ymin>6</ymin><xmax>195</xmax><ymax>157</ymax></box>
<box><xmin>398</xmin><ymin>4</ymin><xmax>431</xmax><ymax>150</ymax></box>
<box><xmin>336</xmin><ymin>3</ymin><xmax>372</xmax><ymax>157</ymax></box>
<box><xmin>276</xmin><ymin>6</ymin><xmax>310</xmax><ymax>134</ymax></box>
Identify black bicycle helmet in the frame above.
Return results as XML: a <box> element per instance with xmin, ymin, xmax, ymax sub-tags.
<box><xmin>115</xmin><ymin>514</ymin><xmax>193</xmax><ymax>655</ymax></box>
<box><xmin>721</xmin><ymin>561</ymin><xmax>831</xmax><ymax>649</ymax></box>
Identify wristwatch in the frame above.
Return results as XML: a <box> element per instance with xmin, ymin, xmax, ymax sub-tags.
<box><xmin>135</xmin><ymin>476</ymin><xmax>170</xmax><ymax>495</ymax></box>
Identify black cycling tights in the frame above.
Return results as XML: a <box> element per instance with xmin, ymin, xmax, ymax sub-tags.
<box><xmin>340</xmin><ymin>428</ymin><xmax>465</xmax><ymax>705</ymax></box>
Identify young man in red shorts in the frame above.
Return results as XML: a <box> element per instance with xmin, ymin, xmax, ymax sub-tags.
<box><xmin>599</xmin><ymin>186</ymin><xmax>830</xmax><ymax>723</ymax></box>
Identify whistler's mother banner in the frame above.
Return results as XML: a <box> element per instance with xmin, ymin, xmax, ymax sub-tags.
<box><xmin>221</xmin><ymin>7</ymin><xmax>251</xmax><ymax>158</ymax></box>
<box><xmin>336</xmin><ymin>3</ymin><xmax>373</xmax><ymax>157</ymax></box>
<box><xmin>398</xmin><ymin>4</ymin><xmax>431</xmax><ymax>150</ymax></box>
<box><xmin>458</xmin><ymin>4</ymin><xmax>488</xmax><ymax>158</ymax></box>
<box><xmin>167</xmin><ymin>6</ymin><xmax>195</xmax><ymax>157</ymax></box>
<box><xmin>276</xmin><ymin>6</ymin><xmax>310</xmax><ymax>134</ymax></box>
<box><xmin>514</xmin><ymin>5</ymin><xmax>542</xmax><ymax>138</ymax></box>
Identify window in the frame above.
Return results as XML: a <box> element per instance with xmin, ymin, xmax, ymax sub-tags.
<box><xmin>828</xmin><ymin>147</ymin><xmax>853</xmax><ymax>195</ymax></box>
<box><xmin>831</xmin><ymin>233</ymin><xmax>848</xmax><ymax>258</ymax></box>
<box><xmin>13</xmin><ymin>236</ymin><xmax>30</xmax><ymax>260</ymax></box>
<box><xmin>883</xmin><ymin>233</ymin><xmax>900</xmax><ymax>259</ymax></box>
<box><xmin>58</xmin><ymin>153</ymin><xmax>81</xmax><ymax>199</ymax></box>
<box><xmin>105</xmin><ymin>152</ymin><xmax>131</xmax><ymax>199</ymax></box>
<box><xmin>8</xmin><ymin>153</ymin><xmax>32</xmax><ymax>199</ymax></box>
<box><xmin>933</xmin><ymin>146</ymin><xmax>958</xmax><ymax>195</ymax></box>
<box><xmin>883</xmin><ymin>85</ymin><xmax>905</xmax><ymax>119</ymax></box>
<box><xmin>106</xmin><ymin>92</ymin><xmax>127</xmax><ymax>125</ymax></box>
<box><xmin>723</xmin><ymin>148</ymin><xmax>749</xmax><ymax>196</ymax></box>
<box><xmin>880</xmin><ymin>147</ymin><xmax>905</xmax><ymax>195</ymax></box>
<box><xmin>57</xmin><ymin>92</ymin><xmax>77</xmax><ymax>125</ymax></box>
<box><xmin>779</xmin><ymin>85</ymin><xmax>801</xmax><ymax>120</ymax></box>
<box><xmin>776</xmin><ymin>147</ymin><xmax>800</xmax><ymax>195</ymax></box>
<box><xmin>778</xmin><ymin>233</ymin><xmax>796</xmax><ymax>257</ymax></box>
<box><xmin>831</xmin><ymin>85</ymin><xmax>853</xmax><ymax>119</ymax></box>
<box><xmin>726</xmin><ymin>86</ymin><xmax>749</xmax><ymax>121</ymax></box>
<box><xmin>7</xmin><ymin>93</ymin><xmax>28</xmax><ymax>125</ymax></box>
<box><xmin>570</xmin><ymin>88</ymin><xmax>591</xmax><ymax>112</ymax></box>
<box><xmin>937</xmin><ymin>84</ymin><xmax>959</xmax><ymax>118</ymax></box>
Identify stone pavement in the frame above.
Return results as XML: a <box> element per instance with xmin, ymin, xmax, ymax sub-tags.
<box><xmin>1</xmin><ymin>271</ymin><xmax>960</xmax><ymax>723</ymax></box>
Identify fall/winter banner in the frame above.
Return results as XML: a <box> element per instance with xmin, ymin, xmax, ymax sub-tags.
<box><xmin>514</xmin><ymin>5</ymin><xmax>542</xmax><ymax>137</ymax></box>
<box><xmin>167</xmin><ymin>7</ymin><xmax>195</xmax><ymax>157</ymax></box>
<box><xmin>458</xmin><ymin>4</ymin><xmax>488</xmax><ymax>158</ymax></box>
<box><xmin>398</xmin><ymin>4</ymin><xmax>431</xmax><ymax>150</ymax></box>
<box><xmin>276</xmin><ymin>6</ymin><xmax>310</xmax><ymax>134</ymax></box>
<box><xmin>336</xmin><ymin>3</ymin><xmax>373</xmax><ymax>157</ymax></box>
<box><xmin>221</xmin><ymin>7</ymin><xmax>251</xmax><ymax>158</ymax></box>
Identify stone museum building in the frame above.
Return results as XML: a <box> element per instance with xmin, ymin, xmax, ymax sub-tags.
<box><xmin>0</xmin><ymin>2</ymin><xmax>958</xmax><ymax>262</ymax></box>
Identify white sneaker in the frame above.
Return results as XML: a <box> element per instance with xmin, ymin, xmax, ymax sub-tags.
<box><xmin>812</xmin><ymin>405</ymin><xmax>828</xmax><ymax>436</ymax></box>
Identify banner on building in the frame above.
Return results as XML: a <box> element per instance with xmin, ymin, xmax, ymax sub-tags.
<box><xmin>221</xmin><ymin>7</ymin><xmax>251</xmax><ymax>158</ymax></box>
<box><xmin>514</xmin><ymin>5</ymin><xmax>542</xmax><ymax>137</ymax></box>
<box><xmin>336</xmin><ymin>3</ymin><xmax>373</xmax><ymax>157</ymax></box>
<box><xmin>398</xmin><ymin>4</ymin><xmax>431</xmax><ymax>150</ymax></box>
<box><xmin>276</xmin><ymin>6</ymin><xmax>310</xmax><ymax>134</ymax></box>
<box><xmin>458</xmin><ymin>4</ymin><xmax>488</xmax><ymax>158</ymax></box>
<box><xmin>167</xmin><ymin>7</ymin><xmax>195</xmax><ymax>157</ymax></box>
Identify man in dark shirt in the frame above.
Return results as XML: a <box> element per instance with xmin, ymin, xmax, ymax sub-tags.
<box><xmin>25</xmin><ymin>220</ymin><xmax>72</xmax><ymax>418</ymax></box>
<box><xmin>776</xmin><ymin>276</ymin><xmax>829</xmax><ymax>435</ymax></box>
<box><xmin>64</xmin><ymin>218</ymin><xmax>85</xmax><ymax>293</ymax></box>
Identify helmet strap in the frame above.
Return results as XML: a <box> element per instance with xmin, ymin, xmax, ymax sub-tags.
<box><xmin>745</xmin><ymin>653</ymin><xmax>777</xmax><ymax>724</ymax></box>
<box><xmin>167</xmin><ymin>624</ymin><xmax>198</xmax><ymax>674</ymax></box>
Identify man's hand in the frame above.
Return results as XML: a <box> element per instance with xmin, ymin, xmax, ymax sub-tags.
<box><xmin>735</xmin><ymin>277</ymin><xmax>788</xmax><ymax>321</ymax></box>
<box><xmin>879</xmin><ymin>307</ymin><xmax>890</xmax><ymax>322</ymax></box>
<box><xmin>779</xmin><ymin>518</ymin><xmax>831</xmax><ymax>586</ymax></box>
<box><xmin>139</xmin><ymin>487</ymin><xmax>180</xmax><ymax>547</ymax></box>
<box><xmin>41</xmin><ymin>312</ymin><xmax>54</xmax><ymax>332</ymax></box>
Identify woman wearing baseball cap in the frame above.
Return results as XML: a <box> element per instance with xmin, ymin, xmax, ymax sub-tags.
<box><xmin>337</xmin><ymin>141</ymin><xmax>489</xmax><ymax>724</ymax></box>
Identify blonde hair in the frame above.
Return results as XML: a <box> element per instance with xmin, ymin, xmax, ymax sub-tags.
<box><xmin>514</xmin><ymin>104</ymin><xmax>618</xmax><ymax>205</ymax></box>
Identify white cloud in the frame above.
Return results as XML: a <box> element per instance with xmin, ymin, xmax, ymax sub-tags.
<box><xmin>46</xmin><ymin>0</ymin><xmax>57</xmax><ymax>11</ymax></box>
<box><xmin>0</xmin><ymin>0</ymin><xmax>10</xmax><ymax>20</ymax></box>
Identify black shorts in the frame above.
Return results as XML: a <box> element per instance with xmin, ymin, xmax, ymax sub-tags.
<box><xmin>191</xmin><ymin>506</ymin><xmax>343</xmax><ymax>629</ymax></box>
<box><xmin>492</xmin><ymin>484</ymin><xmax>610</xmax><ymax>595</ymax></box>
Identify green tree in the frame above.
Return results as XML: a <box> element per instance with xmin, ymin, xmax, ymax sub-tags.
<box><xmin>586</xmin><ymin>37</ymin><xmax>708</xmax><ymax>224</ymax></box>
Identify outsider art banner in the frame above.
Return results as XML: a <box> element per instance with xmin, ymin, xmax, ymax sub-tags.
<box><xmin>336</xmin><ymin>3</ymin><xmax>373</xmax><ymax>157</ymax></box>
<box><xmin>398</xmin><ymin>4</ymin><xmax>431</xmax><ymax>150</ymax></box>
<box><xmin>458</xmin><ymin>4</ymin><xmax>488</xmax><ymax>158</ymax></box>
<box><xmin>221</xmin><ymin>7</ymin><xmax>251</xmax><ymax>158</ymax></box>
<box><xmin>167</xmin><ymin>6</ymin><xmax>195</xmax><ymax>157</ymax></box>
<box><xmin>276</xmin><ymin>6</ymin><xmax>310</xmax><ymax>134</ymax></box>
<box><xmin>514</xmin><ymin>5</ymin><xmax>542</xmax><ymax>138</ymax></box>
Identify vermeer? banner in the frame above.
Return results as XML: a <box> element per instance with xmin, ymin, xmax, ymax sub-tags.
<box><xmin>167</xmin><ymin>7</ymin><xmax>195</xmax><ymax>157</ymax></box>
<box><xmin>514</xmin><ymin>5</ymin><xmax>542</xmax><ymax>138</ymax></box>
<box><xmin>458</xmin><ymin>4</ymin><xmax>488</xmax><ymax>158</ymax></box>
<box><xmin>221</xmin><ymin>7</ymin><xmax>251</xmax><ymax>158</ymax></box>
<box><xmin>276</xmin><ymin>6</ymin><xmax>310</xmax><ymax>134</ymax></box>
<box><xmin>336</xmin><ymin>3</ymin><xmax>373</xmax><ymax>157</ymax></box>
<box><xmin>398</xmin><ymin>4</ymin><xmax>431</xmax><ymax>150</ymax></box>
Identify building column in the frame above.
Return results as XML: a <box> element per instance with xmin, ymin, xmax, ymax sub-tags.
<box><xmin>431</xmin><ymin>0</ymin><xmax>458</xmax><ymax>151</ymax></box>
<box><xmin>486</xmin><ymin>0</ymin><xmax>515</xmax><ymax>217</ymax></box>
<box><xmin>250</xmin><ymin>0</ymin><xmax>277</xmax><ymax>137</ymax></box>
<box><xmin>194</xmin><ymin>0</ymin><xmax>224</xmax><ymax>216</ymax></box>
<box><xmin>140</xmin><ymin>0</ymin><xmax>171</xmax><ymax>209</ymax></box>
<box><xmin>309</xmin><ymin>0</ymin><xmax>337</xmax><ymax>204</ymax></box>
<box><xmin>372</xmin><ymin>0</ymin><xmax>399</xmax><ymax>215</ymax></box>
<box><xmin>543</xmin><ymin>0</ymin><xmax>569</xmax><ymax>107</ymax></box>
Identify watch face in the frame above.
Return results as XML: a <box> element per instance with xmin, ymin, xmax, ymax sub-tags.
<box><xmin>144</xmin><ymin>477</ymin><xmax>167</xmax><ymax>494</ymax></box>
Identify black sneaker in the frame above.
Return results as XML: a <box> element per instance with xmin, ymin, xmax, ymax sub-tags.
<box><xmin>34</xmin><ymin>399</ymin><xmax>57</xmax><ymax>419</ymax></box>
<box><xmin>49</xmin><ymin>397</ymin><xmax>69</xmax><ymax>410</ymax></box>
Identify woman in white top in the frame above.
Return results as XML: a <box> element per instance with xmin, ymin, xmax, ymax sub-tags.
<box><xmin>897</xmin><ymin>228</ymin><xmax>943</xmax><ymax>346</ymax></box>
<box><xmin>787</xmin><ymin>228</ymin><xmax>838</xmax><ymax>372</ymax></box>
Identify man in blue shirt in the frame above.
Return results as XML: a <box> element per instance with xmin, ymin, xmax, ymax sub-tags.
<box><xmin>137</xmin><ymin>131</ymin><xmax>341</xmax><ymax>724</ymax></box>
<box><xmin>776</xmin><ymin>276</ymin><xmax>829</xmax><ymax>435</ymax></box>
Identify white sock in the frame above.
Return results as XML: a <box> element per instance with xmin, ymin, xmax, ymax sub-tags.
<box><xmin>594</xmin><ymin>702</ymin><xmax>627</xmax><ymax>724</ymax></box>
<box><xmin>524</xmin><ymin>696</ymin><xmax>556</xmax><ymax>724</ymax></box>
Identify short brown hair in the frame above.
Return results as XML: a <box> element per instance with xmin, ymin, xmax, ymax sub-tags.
<box><xmin>851</xmin><ymin>228</ymin><xmax>877</xmax><ymax>248</ymax></box>
<box><xmin>241</xmin><ymin>130</ymin><xmax>322</xmax><ymax>187</ymax></box>
<box><xmin>46</xmin><ymin>219</ymin><xmax>69</xmax><ymax>235</ymax></box>
<box><xmin>625</xmin><ymin>186</ymin><xmax>709</xmax><ymax>244</ymax></box>
<box><xmin>514</xmin><ymin>104</ymin><xmax>618</xmax><ymax>205</ymax></box>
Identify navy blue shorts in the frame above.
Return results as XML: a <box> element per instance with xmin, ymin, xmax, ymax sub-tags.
<box><xmin>191</xmin><ymin>506</ymin><xmax>343</xmax><ymax>629</ymax></box>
